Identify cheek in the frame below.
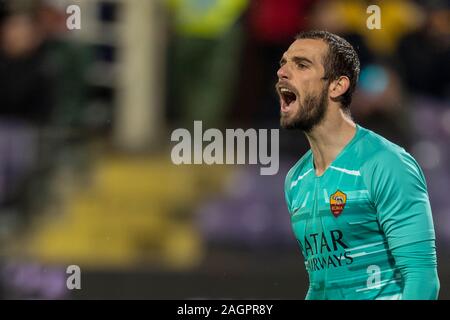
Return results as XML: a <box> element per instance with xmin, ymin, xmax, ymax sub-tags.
<box><xmin>295</xmin><ymin>76</ymin><xmax>314</xmax><ymax>94</ymax></box>
<box><xmin>297</xmin><ymin>77</ymin><xmax>326</xmax><ymax>99</ymax></box>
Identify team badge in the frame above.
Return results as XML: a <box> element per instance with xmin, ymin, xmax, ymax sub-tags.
<box><xmin>330</xmin><ymin>190</ymin><xmax>347</xmax><ymax>217</ymax></box>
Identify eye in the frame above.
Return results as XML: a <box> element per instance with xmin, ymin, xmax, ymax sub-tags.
<box><xmin>297</xmin><ymin>63</ymin><xmax>307</xmax><ymax>69</ymax></box>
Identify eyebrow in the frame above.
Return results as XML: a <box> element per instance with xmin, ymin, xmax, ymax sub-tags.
<box><xmin>280</xmin><ymin>56</ymin><xmax>314</xmax><ymax>66</ymax></box>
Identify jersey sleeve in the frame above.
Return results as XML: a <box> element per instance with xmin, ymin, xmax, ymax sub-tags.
<box><xmin>362</xmin><ymin>149</ymin><xmax>440</xmax><ymax>300</ymax></box>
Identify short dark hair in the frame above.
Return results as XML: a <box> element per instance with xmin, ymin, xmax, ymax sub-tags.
<box><xmin>296</xmin><ymin>30</ymin><xmax>360</xmax><ymax>109</ymax></box>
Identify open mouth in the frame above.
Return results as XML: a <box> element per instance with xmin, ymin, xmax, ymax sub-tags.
<box><xmin>277</xmin><ymin>84</ymin><xmax>298</xmax><ymax>113</ymax></box>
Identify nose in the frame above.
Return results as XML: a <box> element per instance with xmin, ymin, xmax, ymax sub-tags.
<box><xmin>277</xmin><ymin>64</ymin><xmax>290</xmax><ymax>80</ymax></box>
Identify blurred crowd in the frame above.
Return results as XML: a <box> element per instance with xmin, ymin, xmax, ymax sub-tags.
<box><xmin>0</xmin><ymin>0</ymin><xmax>448</xmax><ymax>298</ymax></box>
<box><xmin>0</xmin><ymin>0</ymin><xmax>91</xmax><ymax>234</ymax></box>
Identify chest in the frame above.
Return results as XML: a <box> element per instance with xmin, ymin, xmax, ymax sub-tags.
<box><xmin>289</xmin><ymin>170</ymin><xmax>379</xmax><ymax>241</ymax></box>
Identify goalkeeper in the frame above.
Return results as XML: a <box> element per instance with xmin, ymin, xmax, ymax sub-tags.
<box><xmin>277</xmin><ymin>30</ymin><xmax>440</xmax><ymax>299</ymax></box>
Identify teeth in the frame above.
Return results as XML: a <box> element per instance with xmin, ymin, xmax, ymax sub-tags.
<box><xmin>280</xmin><ymin>87</ymin><xmax>294</xmax><ymax>94</ymax></box>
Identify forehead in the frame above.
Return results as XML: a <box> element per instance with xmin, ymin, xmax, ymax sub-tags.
<box><xmin>283</xmin><ymin>39</ymin><xmax>328</xmax><ymax>64</ymax></box>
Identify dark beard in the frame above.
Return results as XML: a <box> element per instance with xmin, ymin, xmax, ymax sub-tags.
<box><xmin>280</xmin><ymin>86</ymin><xmax>328</xmax><ymax>132</ymax></box>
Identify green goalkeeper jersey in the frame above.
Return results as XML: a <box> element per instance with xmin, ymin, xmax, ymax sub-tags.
<box><xmin>284</xmin><ymin>124</ymin><xmax>440</xmax><ymax>300</ymax></box>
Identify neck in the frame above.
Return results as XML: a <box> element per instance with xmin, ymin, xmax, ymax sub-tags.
<box><xmin>305</xmin><ymin>107</ymin><xmax>356</xmax><ymax>176</ymax></box>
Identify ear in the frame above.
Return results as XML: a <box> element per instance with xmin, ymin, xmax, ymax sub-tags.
<box><xmin>329</xmin><ymin>76</ymin><xmax>350</xmax><ymax>100</ymax></box>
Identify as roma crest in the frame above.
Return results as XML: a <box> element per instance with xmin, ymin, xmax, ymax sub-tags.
<box><xmin>330</xmin><ymin>190</ymin><xmax>347</xmax><ymax>217</ymax></box>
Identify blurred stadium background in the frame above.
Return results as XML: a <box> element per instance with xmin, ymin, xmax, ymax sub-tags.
<box><xmin>0</xmin><ymin>0</ymin><xmax>448</xmax><ymax>299</ymax></box>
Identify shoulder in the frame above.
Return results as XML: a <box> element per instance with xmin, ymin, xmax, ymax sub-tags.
<box><xmin>357</xmin><ymin>125</ymin><xmax>398</xmax><ymax>152</ymax></box>
<box><xmin>285</xmin><ymin>150</ymin><xmax>313</xmax><ymax>191</ymax></box>
<box><xmin>355</xmin><ymin>126</ymin><xmax>414</xmax><ymax>168</ymax></box>
<box><xmin>357</xmin><ymin>127</ymin><xmax>426</xmax><ymax>188</ymax></box>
